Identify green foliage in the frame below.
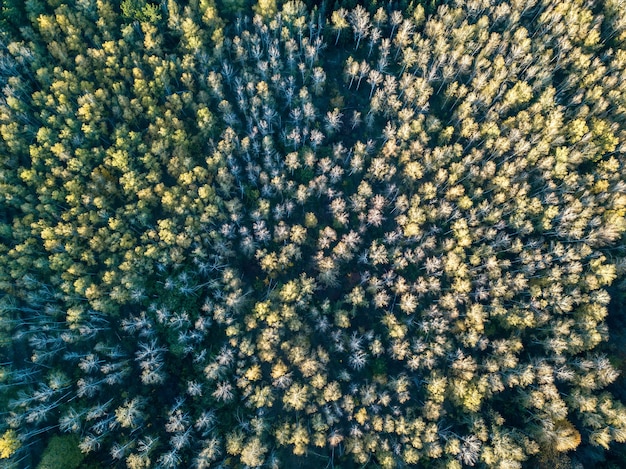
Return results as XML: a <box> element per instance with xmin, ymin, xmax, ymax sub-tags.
<box><xmin>213</xmin><ymin>0</ymin><xmax>250</xmax><ymax>22</ymax></box>
<box><xmin>121</xmin><ymin>0</ymin><xmax>162</xmax><ymax>23</ymax></box>
<box><xmin>36</xmin><ymin>435</ymin><xmax>84</xmax><ymax>469</ymax></box>
<box><xmin>0</xmin><ymin>0</ymin><xmax>27</xmax><ymax>34</ymax></box>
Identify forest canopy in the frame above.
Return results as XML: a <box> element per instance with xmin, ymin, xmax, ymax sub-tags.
<box><xmin>1</xmin><ymin>0</ymin><xmax>626</xmax><ymax>468</ymax></box>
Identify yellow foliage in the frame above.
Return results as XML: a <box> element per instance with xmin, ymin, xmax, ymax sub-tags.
<box><xmin>279</xmin><ymin>280</ymin><xmax>299</xmax><ymax>303</ymax></box>
<box><xmin>0</xmin><ymin>430</ymin><xmax>19</xmax><ymax>459</ymax></box>
<box><xmin>253</xmin><ymin>0</ymin><xmax>277</xmax><ymax>18</ymax></box>
<box><xmin>355</xmin><ymin>407</ymin><xmax>368</xmax><ymax>425</ymax></box>
<box><xmin>245</xmin><ymin>364</ymin><xmax>262</xmax><ymax>381</ymax></box>
<box><xmin>290</xmin><ymin>423</ymin><xmax>309</xmax><ymax>455</ymax></box>
<box><xmin>553</xmin><ymin>422</ymin><xmax>582</xmax><ymax>452</ymax></box>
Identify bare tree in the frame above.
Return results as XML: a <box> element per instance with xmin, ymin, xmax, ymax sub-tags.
<box><xmin>349</xmin><ymin>5</ymin><xmax>371</xmax><ymax>50</ymax></box>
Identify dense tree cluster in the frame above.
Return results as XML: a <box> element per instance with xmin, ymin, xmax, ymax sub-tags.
<box><xmin>1</xmin><ymin>0</ymin><xmax>626</xmax><ymax>468</ymax></box>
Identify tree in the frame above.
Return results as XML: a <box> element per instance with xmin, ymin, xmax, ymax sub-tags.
<box><xmin>356</xmin><ymin>60</ymin><xmax>370</xmax><ymax>90</ymax></box>
<box><xmin>36</xmin><ymin>435</ymin><xmax>85</xmax><ymax>469</ymax></box>
<box><xmin>115</xmin><ymin>398</ymin><xmax>145</xmax><ymax>429</ymax></box>
<box><xmin>349</xmin><ymin>5</ymin><xmax>371</xmax><ymax>50</ymax></box>
<box><xmin>389</xmin><ymin>11</ymin><xmax>403</xmax><ymax>38</ymax></box>
<box><xmin>283</xmin><ymin>383</ymin><xmax>309</xmax><ymax>411</ymax></box>
<box><xmin>367</xmin><ymin>69</ymin><xmax>383</xmax><ymax>99</ymax></box>
<box><xmin>194</xmin><ymin>437</ymin><xmax>221</xmax><ymax>468</ymax></box>
<box><xmin>311</xmin><ymin>67</ymin><xmax>326</xmax><ymax>95</ymax></box>
<box><xmin>213</xmin><ymin>381</ymin><xmax>234</xmax><ymax>402</ymax></box>
<box><xmin>121</xmin><ymin>0</ymin><xmax>161</xmax><ymax>24</ymax></box>
<box><xmin>253</xmin><ymin>0</ymin><xmax>277</xmax><ymax>18</ymax></box>
<box><xmin>344</xmin><ymin>56</ymin><xmax>359</xmax><ymax>89</ymax></box>
<box><xmin>0</xmin><ymin>430</ymin><xmax>19</xmax><ymax>459</ymax></box>
<box><xmin>126</xmin><ymin>453</ymin><xmax>151</xmax><ymax>469</ymax></box>
<box><xmin>325</xmin><ymin>108</ymin><xmax>343</xmax><ymax>134</ymax></box>
<box><xmin>240</xmin><ymin>436</ymin><xmax>267</xmax><ymax>467</ymax></box>
<box><xmin>331</xmin><ymin>8</ymin><xmax>349</xmax><ymax>45</ymax></box>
